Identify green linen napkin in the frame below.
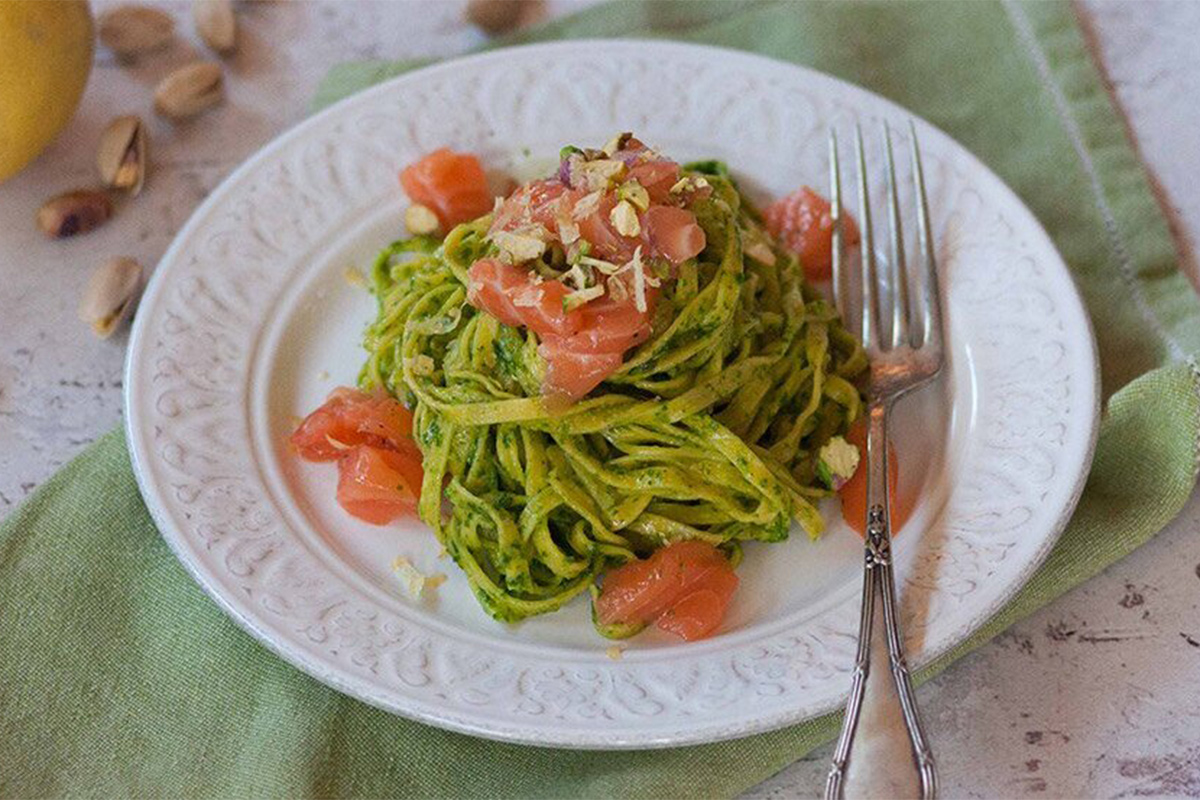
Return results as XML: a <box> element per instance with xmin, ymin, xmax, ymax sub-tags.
<box><xmin>3</xmin><ymin>2</ymin><xmax>1198</xmax><ymax>797</ymax></box>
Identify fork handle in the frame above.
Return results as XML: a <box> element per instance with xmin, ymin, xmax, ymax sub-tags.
<box><xmin>825</xmin><ymin>406</ymin><xmax>936</xmax><ymax>800</ymax></box>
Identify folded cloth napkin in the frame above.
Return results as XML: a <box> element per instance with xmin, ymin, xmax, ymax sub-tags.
<box><xmin>3</xmin><ymin>1</ymin><xmax>1198</xmax><ymax>797</ymax></box>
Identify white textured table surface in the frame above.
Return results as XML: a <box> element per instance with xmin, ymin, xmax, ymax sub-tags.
<box><xmin>2</xmin><ymin>2</ymin><xmax>1198</xmax><ymax>797</ymax></box>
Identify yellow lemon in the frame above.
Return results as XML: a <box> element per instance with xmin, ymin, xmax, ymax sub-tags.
<box><xmin>0</xmin><ymin>0</ymin><xmax>94</xmax><ymax>184</ymax></box>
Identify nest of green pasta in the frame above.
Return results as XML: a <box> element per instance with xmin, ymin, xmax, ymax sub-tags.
<box><xmin>361</xmin><ymin>151</ymin><xmax>866</xmax><ymax>626</ymax></box>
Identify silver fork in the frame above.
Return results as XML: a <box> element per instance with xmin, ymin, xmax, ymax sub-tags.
<box><xmin>823</xmin><ymin>122</ymin><xmax>942</xmax><ymax>800</ymax></box>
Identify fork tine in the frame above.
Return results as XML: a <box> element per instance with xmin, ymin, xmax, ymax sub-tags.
<box><xmin>854</xmin><ymin>124</ymin><xmax>881</xmax><ymax>349</ymax></box>
<box><xmin>829</xmin><ymin>131</ymin><xmax>846</xmax><ymax>322</ymax></box>
<box><xmin>884</xmin><ymin>123</ymin><xmax>910</xmax><ymax>349</ymax></box>
<box><xmin>908</xmin><ymin>121</ymin><xmax>943</xmax><ymax>349</ymax></box>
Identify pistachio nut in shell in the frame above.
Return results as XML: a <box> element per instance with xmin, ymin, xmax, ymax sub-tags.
<box><xmin>97</xmin><ymin>115</ymin><xmax>148</xmax><ymax>195</ymax></box>
<box><xmin>154</xmin><ymin>61</ymin><xmax>224</xmax><ymax>120</ymax></box>
<box><xmin>465</xmin><ymin>0</ymin><xmax>527</xmax><ymax>34</ymax></box>
<box><xmin>36</xmin><ymin>189</ymin><xmax>114</xmax><ymax>239</ymax></box>
<box><xmin>193</xmin><ymin>0</ymin><xmax>237</xmax><ymax>54</ymax></box>
<box><xmin>97</xmin><ymin>5</ymin><xmax>174</xmax><ymax>59</ymax></box>
<box><xmin>78</xmin><ymin>257</ymin><xmax>144</xmax><ymax>339</ymax></box>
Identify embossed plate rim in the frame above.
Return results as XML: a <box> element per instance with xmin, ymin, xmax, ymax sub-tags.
<box><xmin>125</xmin><ymin>39</ymin><xmax>1099</xmax><ymax>748</ymax></box>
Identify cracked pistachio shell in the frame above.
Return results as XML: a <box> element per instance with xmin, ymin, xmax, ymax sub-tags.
<box><xmin>78</xmin><ymin>257</ymin><xmax>145</xmax><ymax>339</ymax></box>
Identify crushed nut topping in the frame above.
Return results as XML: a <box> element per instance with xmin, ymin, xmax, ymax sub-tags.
<box><xmin>557</xmin><ymin>217</ymin><xmax>581</xmax><ymax>245</ymax></box>
<box><xmin>601</xmin><ymin>131</ymin><xmax>633</xmax><ymax>157</ymax></box>
<box><xmin>669</xmin><ymin>174</ymin><xmax>710</xmax><ymax>195</ymax></box>
<box><xmin>491</xmin><ymin>230</ymin><xmax>547</xmax><ymax>263</ymax></box>
<box><xmin>606</xmin><ymin>274</ymin><xmax>629</xmax><ymax>302</ymax></box>
<box><xmin>563</xmin><ymin>283</ymin><xmax>606</xmax><ymax>311</ymax></box>
<box><xmin>404</xmin><ymin>203</ymin><xmax>439</xmax><ymax>235</ymax></box>
<box><xmin>575</xmin><ymin>158</ymin><xmax>627</xmax><ymax>192</ymax></box>
<box><xmin>618</xmin><ymin>180</ymin><xmax>650</xmax><ymax>211</ymax></box>
<box><xmin>610</xmin><ymin>200</ymin><xmax>640</xmax><ymax>238</ymax></box>
<box><xmin>579</xmin><ymin>255</ymin><xmax>621</xmax><ymax>275</ymax></box>
<box><xmin>630</xmin><ymin>246</ymin><xmax>647</xmax><ymax>312</ymax></box>
<box><xmin>571</xmin><ymin>190</ymin><xmax>604</xmax><ymax>220</ymax></box>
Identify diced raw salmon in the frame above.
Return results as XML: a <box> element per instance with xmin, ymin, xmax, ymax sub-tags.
<box><xmin>535</xmin><ymin>279</ymin><xmax>657</xmax><ymax>400</ymax></box>
<box><xmin>466</xmin><ymin>258</ymin><xmax>584</xmax><ymax>338</ymax></box>
<box><xmin>643</xmin><ymin>205</ymin><xmax>706</xmax><ymax>263</ymax></box>
<box><xmin>470</xmin><ymin>136</ymin><xmax>708</xmax><ymax>403</ymax></box>
<box><xmin>400</xmin><ymin>148</ymin><xmax>494</xmax><ymax>231</ymax></box>
<box><xmin>594</xmin><ymin>541</ymin><xmax>740</xmax><ymax>641</ymax></box>
<box><xmin>292</xmin><ymin>387</ymin><xmax>424</xmax><ymax>524</ymax></box>
<box><xmin>655</xmin><ymin>572</ymin><xmax>741</xmax><ymax>640</ymax></box>
<box><xmin>467</xmin><ymin>264</ymin><xmax>657</xmax><ymax>401</ymax></box>
<box><xmin>336</xmin><ymin>445</ymin><xmax>423</xmax><ymax>525</ymax></box>
<box><xmin>490</xmin><ymin>179</ymin><xmax>569</xmax><ymax>234</ymax></box>
<box><xmin>764</xmin><ymin>187</ymin><xmax>861</xmax><ymax>282</ymax></box>
<box><xmin>536</xmin><ymin>340</ymin><xmax>624</xmax><ymax>403</ymax></box>
<box><xmin>291</xmin><ymin>387</ymin><xmax>417</xmax><ymax>462</ymax></box>
<box><xmin>628</xmin><ymin>159</ymin><xmax>681</xmax><ymax>204</ymax></box>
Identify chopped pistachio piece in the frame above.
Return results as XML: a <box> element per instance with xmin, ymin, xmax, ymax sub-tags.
<box><xmin>669</xmin><ymin>174</ymin><xmax>710</xmax><ymax>195</ymax></box>
<box><xmin>610</xmin><ymin>199</ymin><xmax>641</xmax><ymax>238</ymax></box>
<box><xmin>563</xmin><ymin>283</ymin><xmax>606</xmax><ymax>312</ymax></box>
<box><xmin>606</xmin><ymin>274</ymin><xmax>629</xmax><ymax>302</ymax></box>
<box><xmin>561</xmin><ymin>263</ymin><xmax>588</xmax><ymax>291</ymax></box>
<box><xmin>577</xmin><ymin>158</ymin><xmax>627</xmax><ymax>191</ymax></box>
<box><xmin>491</xmin><ymin>230</ymin><xmax>547</xmax><ymax>263</ymax></box>
<box><xmin>630</xmin><ymin>246</ymin><xmax>647</xmax><ymax>312</ymax></box>
<box><xmin>571</xmin><ymin>190</ymin><xmax>604</xmax><ymax>220</ymax></box>
<box><xmin>579</xmin><ymin>255</ymin><xmax>620</xmax><ymax>274</ymax></box>
<box><xmin>391</xmin><ymin>556</ymin><xmax>447</xmax><ymax>599</ymax></box>
<box><xmin>618</xmin><ymin>180</ymin><xmax>650</xmax><ymax>211</ymax></box>
<box><xmin>601</xmin><ymin>132</ymin><xmax>632</xmax><ymax>157</ymax></box>
<box><xmin>566</xmin><ymin>240</ymin><xmax>592</xmax><ymax>265</ymax></box>
<box><xmin>816</xmin><ymin>436</ymin><xmax>861</xmax><ymax>490</ymax></box>
<box><xmin>557</xmin><ymin>217</ymin><xmax>580</xmax><ymax>245</ymax></box>
<box><xmin>405</xmin><ymin>203</ymin><xmax>440</xmax><ymax>235</ymax></box>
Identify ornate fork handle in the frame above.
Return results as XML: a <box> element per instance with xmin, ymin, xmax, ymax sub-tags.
<box><xmin>825</xmin><ymin>405</ymin><xmax>937</xmax><ymax>799</ymax></box>
<box><xmin>823</xmin><ymin>122</ymin><xmax>943</xmax><ymax>798</ymax></box>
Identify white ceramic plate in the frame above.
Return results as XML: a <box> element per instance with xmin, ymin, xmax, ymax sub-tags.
<box><xmin>125</xmin><ymin>41</ymin><xmax>1099</xmax><ymax>749</ymax></box>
